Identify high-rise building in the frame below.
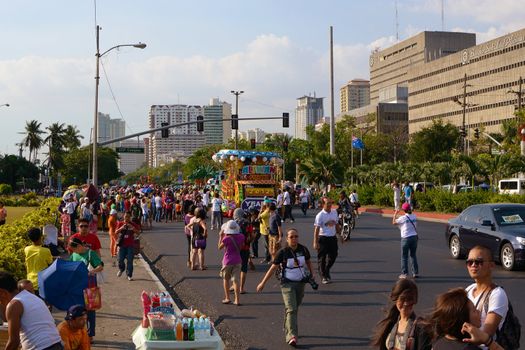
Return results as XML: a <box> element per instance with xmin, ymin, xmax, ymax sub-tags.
<box><xmin>340</xmin><ymin>79</ymin><xmax>370</xmax><ymax>113</ymax></box>
<box><xmin>295</xmin><ymin>95</ymin><xmax>324</xmax><ymax>140</ymax></box>
<box><xmin>222</xmin><ymin>101</ymin><xmax>232</xmax><ymax>144</ymax></box>
<box><xmin>148</xmin><ymin>105</ymin><xmax>205</xmax><ymax>167</ymax></box>
<box><xmin>203</xmin><ymin>98</ymin><xmax>229</xmax><ymax>146</ymax></box>
<box><xmin>240</xmin><ymin>128</ymin><xmax>266</xmax><ymax>143</ymax></box>
<box><xmin>97</xmin><ymin>112</ymin><xmax>125</xmax><ymax>149</ymax></box>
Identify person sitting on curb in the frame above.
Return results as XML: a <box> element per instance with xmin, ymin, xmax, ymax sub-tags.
<box><xmin>58</xmin><ymin>304</ymin><xmax>91</xmax><ymax>350</ymax></box>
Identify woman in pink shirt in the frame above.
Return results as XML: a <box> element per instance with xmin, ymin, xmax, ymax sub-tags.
<box><xmin>218</xmin><ymin>220</ymin><xmax>245</xmax><ymax>306</ymax></box>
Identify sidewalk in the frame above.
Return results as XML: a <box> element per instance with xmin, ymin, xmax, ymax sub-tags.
<box><xmin>360</xmin><ymin>206</ymin><xmax>457</xmax><ymax>223</ymax></box>
<box><xmin>52</xmin><ymin>231</ymin><xmax>165</xmax><ymax>350</ymax></box>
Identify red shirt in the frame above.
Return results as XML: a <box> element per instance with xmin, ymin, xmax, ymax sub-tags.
<box><xmin>116</xmin><ymin>221</ymin><xmax>138</xmax><ymax>247</ymax></box>
<box><xmin>69</xmin><ymin>233</ymin><xmax>102</xmax><ymax>252</ymax></box>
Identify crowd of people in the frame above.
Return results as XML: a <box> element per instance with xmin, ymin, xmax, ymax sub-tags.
<box><xmin>0</xmin><ymin>183</ymin><xmax>520</xmax><ymax>350</ymax></box>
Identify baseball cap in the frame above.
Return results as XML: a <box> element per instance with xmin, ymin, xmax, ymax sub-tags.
<box><xmin>233</xmin><ymin>208</ymin><xmax>244</xmax><ymax>221</ymax></box>
<box><xmin>65</xmin><ymin>304</ymin><xmax>86</xmax><ymax>320</ymax></box>
<box><xmin>402</xmin><ymin>202</ymin><xmax>411</xmax><ymax>211</ymax></box>
<box><xmin>223</xmin><ymin>220</ymin><xmax>240</xmax><ymax>234</ymax></box>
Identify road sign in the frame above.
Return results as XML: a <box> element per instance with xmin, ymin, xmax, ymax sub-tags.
<box><xmin>241</xmin><ymin>197</ymin><xmax>276</xmax><ymax>212</ymax></box>
<box><xmin>116</xmin><ymin>147</ymin><xmax>144</xmax><ymax>154</ymax></box>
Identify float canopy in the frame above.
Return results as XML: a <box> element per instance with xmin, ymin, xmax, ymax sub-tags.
<box><xmin>212</xmin><ymin>149</ymin><xmax>282</xmax><ymax>160</ymax></box>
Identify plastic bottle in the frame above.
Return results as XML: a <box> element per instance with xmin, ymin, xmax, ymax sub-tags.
<box><xmin>175</xmin><ymin>318</ymin><xmax>183</xmax><ymax>341</ymax></box>
<box><xmin>188</xmin><ymin>318</ymin><xmax>195</xmax><ymax>341</ymax></box>
<box><xmin>203</xmin><ymin>318</ymin><xmax>210</xmax><ymax>338</ymax></box>
<box><xmin>182</xmin><ymin>319</ymin><xmax>189</xmax><ymax>341</ymax></box>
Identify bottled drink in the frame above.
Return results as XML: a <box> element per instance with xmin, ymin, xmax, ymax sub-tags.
<box><xmin>188</xmin><ymin>318</ymin><xmax>195</xmax><ymax>341</ymax></box>
<box><xmin>151</xmin><ymin>292</ymin><xmax>160</xmax><ymax>308</ymax></box>
<box><xmin>175</xmin><ymin>318</ymin><xmax>183</xmax><ymax>341</ymax></box>
<box><xmin>203</xmin><ymin>318</ymin><xmax>210</xmax><ymax>338</ymax></box>
<box><xmin>182</xmin><ymin>319</ymin><xmax>189</xmax><ymax>341</ymax></box>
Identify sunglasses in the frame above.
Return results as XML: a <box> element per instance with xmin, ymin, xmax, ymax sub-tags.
<box><xmin>466</xmin><ymin>259</ymin><xmax>486</xmax><ymax>267</ymax></box>
<box><xmin>79</xmin><ymin>225</ymin><xmax>88</xmax><ymax>228</ymax></box>
<box><xmin>288</xmin><ymin>235</ymin><xmax>299</xmax><ymax>238</ymax></box>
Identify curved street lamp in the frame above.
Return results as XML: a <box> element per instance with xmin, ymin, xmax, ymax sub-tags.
<box><xmin>92</xmin><ymin>25</ymin><xmax>146</xmax><ymax>186</ymax></box>
<box><xmin>0</xmin><ymin>103</ymin><xmax>9</xmax><ymax>107</ymax></box>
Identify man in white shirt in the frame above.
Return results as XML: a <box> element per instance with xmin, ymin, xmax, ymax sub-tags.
<box><xmin>313</xmin><ymin>197</ymin><xmax>341</xmax><ymax>284</ymax></box>
<box><xmin>0</xmin><ymin>271</ymin><xmax>63</xmax><ymax>350</ymax></box>
<box><xmin>154</xmin><ymin>194</ymin><xmax>162</xmax><ymax>222</ymax></box>
<box><xmin>276</xmin><ymin>190</ymin><xmax>284</xmax><ymax>219</ymax></box>
<box><xmin>282</xmin><ymin>188</ymin><xmax>295</xmax><ymax>223</ymax></box>
<box><xmin>465</xmin><ymin>245</ymin><xmax>508</xmax><ymax>346</ymax></box>
<box><xmin>299</xmin><ymin>189</ymin><xmax>309</xmax><ymax>216</ymax></box>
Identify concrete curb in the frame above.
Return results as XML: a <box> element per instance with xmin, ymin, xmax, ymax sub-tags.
<box><xmin>360</xmin><ymin>206</ymin><xmax>457</xmax><ymax>224</ymax></box>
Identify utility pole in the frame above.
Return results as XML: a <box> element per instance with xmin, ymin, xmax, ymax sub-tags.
<box><xmin>508</xmin><ymin>76</ymin><xmax>523</xmax><ymax>111</ymax></box>
<box><xmin>231</xmin><ymin>91</ymin><xmax>244</xmax><ymax>150</ymax></box>
<box><xmin>329</xmin><ymin>26</ymin><xmax>335</xmax><ymax>156</ymax></box>
<box><xmin>453</xmin><ymin>74</ymin><xmax>477</xmax><ymax>155</ymax></box>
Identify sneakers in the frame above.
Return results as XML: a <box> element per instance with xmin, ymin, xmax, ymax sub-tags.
<box><xmin>290</xmin><ymin>220</ymin><xmax>294</xmax><ymax>223</ymax></box>
<box><xmin>287</xmin><ymin>336</ymin><xmax>297</xmax><ymax>347</ymax></box>
<box><xmin>322</xmin><ymin>278</ymin><xmax>330</xmax><ymax>284</ymax></box>
<box><xmin>117</xmin><ymin>270</ymin><xmax>123</xmax><ymax>277</ymax></box>
<box><xmin>398</xmin><ymin>274</ymin><xmax>408</xmax><ymax>279</ymax></box>
<box><xmin>412</xmin><ymin>273</ymin><xmax>419</xmax><ymax>278</ymax></box>
<box><xmin>127</xmin><ymin>276</ymin><xmax>133</xmax><ymax>281</ymax></box>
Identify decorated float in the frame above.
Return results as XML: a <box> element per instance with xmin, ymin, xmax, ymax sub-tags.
<box><xmin>211</xmin><ymin>149</ymin><xmax>283</xmax><ymax>212</ymax></box>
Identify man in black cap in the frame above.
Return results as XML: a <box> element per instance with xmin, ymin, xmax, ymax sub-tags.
<box><xmin>57</xmin><ymin>304</ymin><xmax>90</xmax><ymax>350</ymax></box>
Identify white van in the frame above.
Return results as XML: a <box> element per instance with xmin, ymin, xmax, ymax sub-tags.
<box><xmin>498</xmin><ymin>178</ymin><xmax>525</xmax><ymax>195</ymax></box>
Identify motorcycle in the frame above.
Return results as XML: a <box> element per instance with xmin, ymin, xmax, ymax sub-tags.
<box><xmin>339</xmin><ymin>211</ymin><xmax>354</xmax><ymax>241</ymax></box>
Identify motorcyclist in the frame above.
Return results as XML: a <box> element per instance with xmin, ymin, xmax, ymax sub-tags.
<box><xmin>337</xmin><ymin>191</ymin><xmax>352</xmax><ymax>217</ymax></box>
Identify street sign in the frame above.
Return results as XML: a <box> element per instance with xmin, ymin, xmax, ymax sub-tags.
<box><xmin>241</xmin><ymin>197</ymin><xmax>276</xmax><ymax>212</ymax></box>
<box><xmin>116</xmin><ymin>147</ymin><xmax>144</xmax><ymax>154</ymax></box>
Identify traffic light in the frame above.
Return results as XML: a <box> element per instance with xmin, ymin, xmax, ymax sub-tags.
<box><xmin>197</xmin><ymin>115</ymin><xmax>204</xmax><ymax>132</ymax></box>
<box><xmin>250</xmin><ymin>138</ymin><xmax>256</xmax><ymax>149</ymax></box>
<box><xmin>161</xmin><ymin>122</ymin><xmax>169</xmax><ymax>138</ymax></box>
<box><xmin>474</xmin><ymin>128</ymin><xmax>480</xmax><ymax>139</ymax></box>
<box><xmin>282</xmin><ymin>112</ymin><xmax>289</xmax><ymax>128</ymax></box>
<box><xmin>231</xmin><ymin>114</ymin><xmax>238</xmax><ymax>130</ymax></box>
<box><xmin>460</xmin><ymin>126</ymin><xmax>467</xmax><ymax>138</ymax></box>
<box><xmin>283</xmin><ymin>140</ymin><xmax>289</xmax><ymax>152</ymax></box>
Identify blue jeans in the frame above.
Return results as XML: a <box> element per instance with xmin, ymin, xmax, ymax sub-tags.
<box><xmin>155</xmin><ymin>207</ymin><xmax>162</xmax><ymax>222</ymax></box>
<box><xmin>401</xmin><ymin>235</ymin><xmax>419</xmax><ymax>275</ymax></box>
<box><xmin>87</xmin><ymin>310</ymin><xmax>96</xmax><ymax>337</ymax></box>
<box><xmin>118</xmin><ymin>246</ymin><xmax>134</xmax><ymax>277</ymax></box>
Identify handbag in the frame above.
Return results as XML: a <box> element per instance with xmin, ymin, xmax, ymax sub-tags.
<box><xmin>87</xmin><ymin>250</ymin><xmax>105</xmax><ymax>285</ymax></box>
<box><xmin>83</xmin><ymin>276</ymin><xmax>102</xmax><ymax>310</ymax></box>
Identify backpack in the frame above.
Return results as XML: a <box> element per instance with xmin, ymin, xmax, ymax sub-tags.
<box><xmin>483</xmin><ymin>286</ymin><xmax>521</xmax><ymax>350</ymax></box>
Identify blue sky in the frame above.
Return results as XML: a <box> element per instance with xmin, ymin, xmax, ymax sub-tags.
<box><xmin>1</xmin><ymin>0</ymin><xmax>524</xmax><ymax>155</ymax></box>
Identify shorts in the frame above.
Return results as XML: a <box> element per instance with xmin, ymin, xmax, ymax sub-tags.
<box><xmin>219</xmin><ymin>264</ymin><xmax>240</xmax><ymax>282</ymax></box>
<box><xmin>269</xmin><ymin>235</ymin><xmax>281</xmax><ymax>252</ymax></box>
<box><xmin>240</xmin><ymin>250</ymin><xmax>250</xmax><ymax>273</ymax></box>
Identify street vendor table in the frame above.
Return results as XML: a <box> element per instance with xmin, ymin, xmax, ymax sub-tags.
<box><xmin>132</xmin><ymin>326</ymin><xmax>224</xmax><ymax>350</ymax></box>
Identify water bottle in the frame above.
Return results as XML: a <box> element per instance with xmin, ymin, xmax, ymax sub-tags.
<box><xmin>204</xmin><ymin>318</ymin><xmax>211</xmax><ymax>338</ymax></box>
<box><xmin>194</xmin><ymin>318</ymin><xmax>201</xmax><ymax>340</ymax></box>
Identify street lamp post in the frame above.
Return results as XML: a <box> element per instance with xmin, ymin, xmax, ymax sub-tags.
<box><xmin>230</xmin><ymin>90</ymin><xmax>244</xmax><ymax>150</ymax></box>
<box><xmin>92</xmin><ymin>25</ymin><xmax>146</xmax><ymax>187</ymax></box>
<box><xmin>0</xmin><ymin>103</ymin><xmax>9</xmax><ymax>108</ymax></box>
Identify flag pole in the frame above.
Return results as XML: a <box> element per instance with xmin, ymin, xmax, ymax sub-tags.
<box><xmin>351</xmin><ymin>134</ymin><xmax>354</xmax><ymax>185</ymax></box>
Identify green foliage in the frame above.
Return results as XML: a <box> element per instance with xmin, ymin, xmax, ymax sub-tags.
<box><xmin>0</xmin><ymin>184</ymin><xmax>13</xmax><ymax>195</ymax></box>
<box><xmin>62</xmin><ymin>146</ymin><xmax>120</xmax><ymax>186</ymax></box>
<box><xmin>409</xmin><ymin>120</ymin><xmax>460</xmax><ymax>162</ymax></box>
<box><xmin>0</xmin><ymin>155</ymin><xmax>40</xmax><ymax>190</ymax></box>
<box><xmin>0</xmin><ymin>197</ymin><xmax>61</xmax><ymax>280</ymax></box>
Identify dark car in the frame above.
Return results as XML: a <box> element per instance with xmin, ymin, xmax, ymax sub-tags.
<box><xmin>445</xmin><ymin>203</ymin><xmax>525</xmax><ymax>270</ymax></box>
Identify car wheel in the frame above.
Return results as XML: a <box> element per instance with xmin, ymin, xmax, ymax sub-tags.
<box><xmin>449</xmin><ymin>235</ymin><xmax>462</xmax><ymax>259</ymax></box>
<box><xmin>500</xmin><ymin>243</ymin><xmax>515</xmax><ymax>271</ymax></box>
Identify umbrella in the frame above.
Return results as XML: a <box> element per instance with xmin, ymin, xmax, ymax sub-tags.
<box><xmin>38</xmin><ymin>259</ymin><xmax>88</xmax><ymax>311</ymax></box>
<box><xmin>63</xmin><ymin>188</ymin><xmax>84</xmax><ymax>200</ymax></box>
<box><xmin>85</xmin><ymin>184</ymin><xmax>100</xmax><ymax>203</ymax></box>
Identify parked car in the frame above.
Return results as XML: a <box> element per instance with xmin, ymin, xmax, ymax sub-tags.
<box><xmin>410</xmin><ymin>182</ymin><xmax>434</xmax><ymax>192</ymax></box>
<box><xmin>441</xmin><ymin>184</ymin><xmax>466</xmax><ymax>193</ymax></box>
<box><xmin>498</xmin><ymin>178</ymin><xmax>525</xmax><ymax>195</ymax></box>
<box><xmin>445</xmin><ymin>203</ymin><xmax>525</xmax><ymax>270</ymax></box>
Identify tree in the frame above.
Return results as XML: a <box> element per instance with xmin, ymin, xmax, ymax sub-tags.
<box><xmin>44</xmin><ymin>122</ymin><xmax>67</xmax><ymax>172</ymax></box>
<box><xmin>21</xmin><ymin>120</ymin><xmax>45</xmax><ymax>163</ymax></box>
<box><xmin>0</xmin><ymin>154</ymin><xmax>40</xmax><ymax>189</ymax></box>
<box><xmin>298</xmin><ymin>152</ymin><xmax>343</xmax><ymax>191</ymax></box>
<box><xmin>63</xmin><ymin>125</ymin><xmax>84</xmax><ymax>151</ymax></box>
<box><xmin>62</xmin><ymin>146</ymin><xmax>120</xmax><ymax>186</ymax></box>
<box><xmin>409</xmin><ymin>120</ymin><xmax>460</xmax><ymax>162</ymax></box>
<box><xmin>183</xmin><ymin>144</ymin><xmax>222</xmax><ymax>178</ymax></box>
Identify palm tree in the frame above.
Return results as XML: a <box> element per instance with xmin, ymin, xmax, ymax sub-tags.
<box><xmin>21</xmin><ymin>120</ymin><xmax>45</xmax><ymax>162</ymax></box>
<box><xmin>63</xmin><ymin>125</ymin><xmax>84</xmax><ymax>151</ymax></box>
<box><xmin>298</xmin><ymin>152</ymin><xmax>343</xmax><ymax>192</ymax></box>
<box><xmin>44</xmin><ymin>122</ymin><xmax>67</xmax><ymax>172</ymax></box>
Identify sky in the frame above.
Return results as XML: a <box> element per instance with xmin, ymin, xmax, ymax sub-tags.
<box><xmin>1</xmin><ymin>0</ymin><xmax>525</xmax><ymax>156</ymax></box>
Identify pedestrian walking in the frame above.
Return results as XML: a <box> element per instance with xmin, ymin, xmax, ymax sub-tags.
<box><xmin>257</xmin><ymin>228</ymin><xmax>314</xmax><ymax>347</ymax></box>
<box><xmin>371</xmin><ymin>279</ymin><xmax>431</xmax><ymax>350</ymax></box>
<box><xmin>186</xmin><ymin>207</ymin><xmax>208</xmax><ymax>270</ymax></box>
<box><xmin>299</xmin><ymin>189</ymin><xmax>309</xmax><ymax>216</ymax></box>
<box><xmin>403</xmin><ymin>182</ymin><xmax>413</xmax><ymax>208</ymax></box>
<box><xmin>268</xmin><ymin>202</ymin><xmax>283</xmax><ymax>262</ymax></box>
<box><xmin>115</xmin><ymin>212</ymin><xmax>139</xmax><ymax>281</ymax></box>
<box><xmin>210</xmin><ymin>192</ymin><xmax>223</xmax><ymax>230</ymax></box>
<box><xmin>283</xmin><ymin>187</ymin><xmax>295</xmax><ymax>223</ymax></box>
<box><xmin>392</xmin><ymin>182</ymin><xmax>401</xmax><ymax>211</ymax></box>
<box><xmin>392</xmin><ymin>202</ymin><xmax>419</xmax><ymax>279</ymax></box>
<box><xmin>313</xmin><ymin>197</ymin><xmax>342</xmax><ymax>284</ymax></box>
<box><xmin>258</xmin><ymin>202</ymin><xmax>271</xmax><ymax>263</ymax></box>
<box><xmin>218</xmin><ymin>220</ymin><xmax>244</xmax><ymax>306</ymax></box>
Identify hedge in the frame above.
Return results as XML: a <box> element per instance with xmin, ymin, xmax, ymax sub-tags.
<box><xmin>0</xmin><ymin>197</ymin><xmax>61</xmax><ymax>280</ymax></box>
<box><xmin>0</xmin><ymin>192</ymin><xmax>42</xmax><ymax>207</ymax></box>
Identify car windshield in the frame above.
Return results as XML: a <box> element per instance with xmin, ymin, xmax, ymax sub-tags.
<box><xmin>493</xmin><ymin>207</ymin><xmax>525</xmax><ymax>226</ymax></box>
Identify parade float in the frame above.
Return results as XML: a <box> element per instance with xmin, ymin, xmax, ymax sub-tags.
<box><xmin>211</xmin><ymin>149</ymin><xmax>283</xmax><ymax>211</ymax></box>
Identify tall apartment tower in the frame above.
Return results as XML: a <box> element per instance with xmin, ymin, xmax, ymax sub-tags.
<box><xmin>203</xmin><ymin>98</ymin><xmax>232</xmax><ymax>146</ymax></box>
<box><xmin>222</xmin><ymin>101</ymin><xmax>232</xmax><ymax>144</ymax></box>
<box><xmin>295</xmin><ymin>95</ymin><xmax>324</xmax><ymax>140</ymax></box>
<box><xmin>340</xmin><ymin>79</ymin><xmax>370</xmax><ymax>113</ymax></box>
<box><xmin>97</xmin><ymin>112</ymin><xmax>125</xmax><ymax>149</ymax></box>
<box><xmin>148</xmin><ymin>105</ymin><xmax>205</xmax><ymax>167</ymax></box>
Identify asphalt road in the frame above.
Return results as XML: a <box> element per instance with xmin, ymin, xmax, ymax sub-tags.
<box><xmin>140</xmin><ymin>209</ymin><xmax>525</xmax><ymax>350</ymax></box>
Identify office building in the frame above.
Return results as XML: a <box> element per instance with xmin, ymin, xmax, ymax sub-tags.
<box><xmin>295</xmin><ymin>95</ymin><xmax>324</xmax><ymax>140</ymax></box>
<box><xmin>407</xmin><ymin>27</ymin><xmax>525</xmax><ymax>137</ymax></box>
<box><xmin>369</xmin><ymin>31</ymin><xmax>476</xmax><ymax>106</ymax></box>
<box><xmin>340</xmin><ymin>79</ymin><xmax>370</xmax><ymax>113</ymax></box>
<box><xmin>203</xmin><ymin>98</ymin><xmax>232</xmax><ymax>146</ymax></box>
<box><xmin>118</xmin><ymin>139</ymin><xmax>146</xmax><ymax>174</ymax></box>
<box><xmin>222</xmin><ymin>101</ymin><xmax>232</xmax><ymax>143</ymax></box>
<box><xmin>240</xmin><ymin>128</ymin><xmax>266</xmax><ymax>143</ymax></box>
<box><xmin>97</xmin><ymin>112</ymin><xmax>125</xmax><ymax>149</ymax></box>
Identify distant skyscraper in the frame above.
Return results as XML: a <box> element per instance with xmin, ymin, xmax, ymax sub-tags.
<box><xmin>97</xmin><ymin>112</ymin><xmax>125</xmax><ymax>149</ymax></box>
<box><xmin>240</xmin><ymin>128</ymin><xmax>266</xmax><ymax>143</ymax></box>
<box><xmin>118</xmin><ymin>139</ymin><xmax>146</xmax><ymax>174</ymax></box>
<box><xmin>295</xmin><ymin>95</ymin><xmax>324</xmax><ymax>140</ymax></box>
<box><xmin>204</xmin><ymin>98</ymin><xmax>229</xmax><ymax>146</ymax></box>
<box><xmin>340</xmin><ymin>79</ymin><xmax>370</xmax><ymax>113</ymax></box>
<box><xmin>222</xmin><ymin>101</ymin><xmax>232</xmax><ymax>144</ymax></box>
